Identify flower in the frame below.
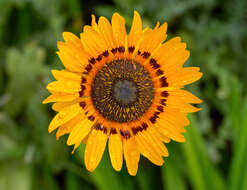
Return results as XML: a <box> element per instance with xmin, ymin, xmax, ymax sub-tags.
<box><xmin>43</xmin><ymin>11</ymin><xmax>202</xmax><ymax>176</ymax></box>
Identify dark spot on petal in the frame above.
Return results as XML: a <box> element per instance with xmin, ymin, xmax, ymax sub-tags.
<box><xmin>142</xmin><ymin>122</ymin><xmax>148</xmax><ymax>130</ymax></box>
<box><xmin>89</xmin><ymin>58</ymin><xmax>96</xmax><ymax>65</ymax></box>
<box><xmin>156</xmin><ymin>69</ymin><xmax>164</xmax><ymax>76</ymax></box>
<box><xmin>128</xmin><ymin>46</ymin><xmax>135</xmax><ymax>53</ymax></box>
<box><xmin>103</xmin><ymin>128</ymin><xmax>107</xmax><ymax>134</ymax></box>
<box><xmin>110</xmin><ymin>128</ymin><xmax>117</xmax><ymax>134</ymax></box>
<box><xmin>149</xmin><ymin>116</ymin><xmax>157</xmax><ymax>124</ymax></box>
<box><xmin>141</xmin><ymin>52</ymin><xmax>150</xmax><ymax>59</ymax></box>
<box><xmin>161</xmin><ymin>91</ymin><xmax>169</xmax><ymax>97</ymax></box>
<box><xmin>111</xmin><ymin>48</ymin><xmax>118</xmax><ymax>54</ymax></box>
<box><xmin>118</xmin><ymin>46</ymin><xmax>125</xmax><ymax>53</ymax></box>
<box><xmin>131</xmin><ymin>127</ymin><xmax>139</xmax><ymax>135</ymax></box>
<box><xmin>160</xmin><ymin>76</ymin><xmax>168</xmax><ymax>87</ymax></box>
<box><xmin>94</xmin><ymin>123</ymin><xmax>107</xmax><ymax>133</ymax></box>
<box><xmin>88</xmin><ymin>115</ymin><xmax>95</xmax><ymax>121</ymax></box>
<box><xmin>120</xmin><ymin>130</ymin><xmax>131</xmax><ymax>139</ymax></box>
<box><xmin>79</xmin><ymin>101</ymin><xmax>86</xmax><ymax>108</ymax></box>
<box><xmin>96</xmin><ymin>54</ymin><xmax>102</xmax><ymax>62</ymax></box>
<box><xmin>157</xmin><ymin>106</ymin><xmax>164</xmax><ymax>112</ymax></box>
<box><xmin>85</xmin><ymin>64</ymin><xmax>92</xmax><ymax>72</ymax></box>
<box><xmin>160</xmin><ymin>99</ymin><xmax>167</xmax><ymax>106</ymax></box>
<box><xmin>79</xmin><ymin>85</ymin><xmax>86</xmax><ymax>96</ymax></box>
<box><xmin>81</xmin><ymin>77</ymin><xmax>87</xmax><ymax>83</ymax></box>
<box><xmin>81</xmin><ymin>85</ymin><xmax>86</xmax><ymax>91</ymax></box>
<box><xmin>154</xmin><ymin>111</ymin><xmax>160</xmax><ymax>117</ymax></box>
<box><xmin>150</xmin><ymin>58</ymin><xmax>160</xmax><ymax>69</ymax></box>
<box><xmin>137</xmin><ymin>50</ymin><xmax>141</xmax><ymax>55</ymax></box>
<box><xmin>102</xmin><ymin>50</ymin><xmax>109</xmax><ymax>57</ymax></box>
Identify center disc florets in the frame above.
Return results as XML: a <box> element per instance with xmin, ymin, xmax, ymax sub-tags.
<box><xmin>91</xmin><ymin>59</ymin><xmax>154</xmax><ymax>123</ymax></box>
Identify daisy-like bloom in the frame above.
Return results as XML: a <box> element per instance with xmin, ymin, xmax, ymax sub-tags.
<box><xmin>43</xmin><ymin>11</ymin><xmax>202</xmax><ymax>176</ymax></box>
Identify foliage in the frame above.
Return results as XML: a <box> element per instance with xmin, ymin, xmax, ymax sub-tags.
<box><xmin>0</xmin><ymin>0</ymin><xmax>247</xmax><ymax>189</ymax></box>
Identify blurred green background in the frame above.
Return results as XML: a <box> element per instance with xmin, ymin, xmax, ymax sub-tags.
<box><xmin>0</xmin><ymin>0</ymin><xmax>247</xmax><ymax>189</ymax></box>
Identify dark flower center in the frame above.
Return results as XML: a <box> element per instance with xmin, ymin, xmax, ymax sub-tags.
<box><xmin>113</xmin><ymin>80</ymin><xmax>137</xmax><ymax>105</ymax></box>
<box><xmin>91</xmin><ymin>59</ymin><xmax>154</xmax><ymax>123</ymax></box>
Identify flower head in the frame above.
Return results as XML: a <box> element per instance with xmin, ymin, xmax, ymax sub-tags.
<box><xmin>43</xmin><ymin>11</ymin><xmax>202</xmax><ymax>176</ymax></box>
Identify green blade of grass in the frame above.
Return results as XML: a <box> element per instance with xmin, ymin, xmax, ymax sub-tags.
<box><xmin>162</xmin><ymin>145</ymin><xmax>186</xmax><ymax>190</ymax></box>
<box><xmin>229</xmin><ymin>93</ymin><xmax>247</xmax><ymax>190</ymax></box>
<box><xmin>182</xmin><ymin>115</ymin><xmax>226</xmax><ymax>190</ymax></box>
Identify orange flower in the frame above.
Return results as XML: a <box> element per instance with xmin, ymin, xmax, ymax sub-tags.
<box><xmin>43</xmin><ymin>11</ymin><xmax>202</xmax><ymax>176</ymax></box>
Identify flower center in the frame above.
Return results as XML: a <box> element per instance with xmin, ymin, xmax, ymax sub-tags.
<box><xmin>113</xmin><ymin>80</ymin><xmax>137</xmax><ymax>106</ymax></box>
<box><xmin>91</xmin><ymin>59</ymin><xmax>154</xmax><ymax>123</ymax></box>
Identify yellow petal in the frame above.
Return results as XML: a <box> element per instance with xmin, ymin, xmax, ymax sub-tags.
<box><xmin>138</xmin><ymin>22</ymin><xmax>167</xmax><ymax>53</ymax></box>
<box><xmin>123</xmin><ymin>137</ymin><xmax>140</xmax><ymax>176</ymax></box>
<box><xmin>67</xmin><ymin>116</ymin><xmax>93</xmax><ymax>146</ymax></box>
<box><xmin>63</xmin><ymin>32</ymin><xmax>81</xmax><ymax>45</ymax></box>
<box><xmin>98</xmin><ymin>16</ymin><xmax>117</xmax><ymax>49</ymax></box>
<box><xmin>156</xmin><ymin>119</ymin><xmax>186</xmax><ymax>142</ymax></box>
<box><xmin>135</xmin><ymin>131</ymin><xmax>164</xmax><ymax>166</ymax></box>
<box><xmin>51</xmin><ymin>70</ymin><xmax>81</xmax><ymax>81</ymax></box>
<box><xmin>152</xmin><ymin>37</ymin><xmax>183</xmax><ymax>64</ymax></box>
<box><xmin>167</xmin><ymin>67</ymin><xmax>203</xmax><ymax>86</ymax></box>
<box><xmin>166</xmin><ymin>96</ymin><xmax>201</xmax><ymax>113</ymax></box>
<box><xmin>91</xmin><ymin>14</ymin><xmax>98</xmax><ymax>31</ymax></box>
<box><xmin>111</xmin><ymin>13</ymin><xmax>126</xmax><ymax>47</ymax></box>
<box><xmin>146</xmin><ymin>127</ymin><xmax>169</xmax><ymax>157</ymax></box>
<box><xmin>169</xmin><ymin>89</ymin><xmax>202</xmax><ymax>104</ymax></box>
<box><xmin>52</xmin><ymin>101</ymin><xmax>77</xmax><ymax>112</ymax></box>
<box><xmin>56</xmin><ymin>113</ymin><xmax>82</xmax><ymax>139</ymax></box>
<box><xmin>46</xmin><ymin>80</ymin><xmax>81</xmax><ymax>93</ymax></box>
<box><xmin>57</xmin><ymin>40</ymin><xmax>87</xmax><ymax>72</ymax></box>
<box><xmin>160</xmin><ymin>108</ymin><xmax>190</xmax><ymax>127</ymax></box>
<box><xmin>108</xmin><ymin>133</ymin><xmax>123</xmax><ymax>171</ymax></box>
<box><xmin>42</xmin><ymin>93</ymin><xmax>77</xmax><ymax>104</ymax></box>
<box><xmin>128</xmin><ymin>11</ymin><xmax>142</xmax><ymax>47</ymax></box>
<box><xmin>48</xmin><ymin>103</ymin><xmax>82</xmax><ymax>133</ymax></box>
<box><xmin>80</xmin><ymin>29</ymin><xmax>108</xmax><ymax>57</ymax></box>
<box><xmin>85</xmin><ymin>129</ymin><xmax>108</xmax><ymax>172</ymax></box>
